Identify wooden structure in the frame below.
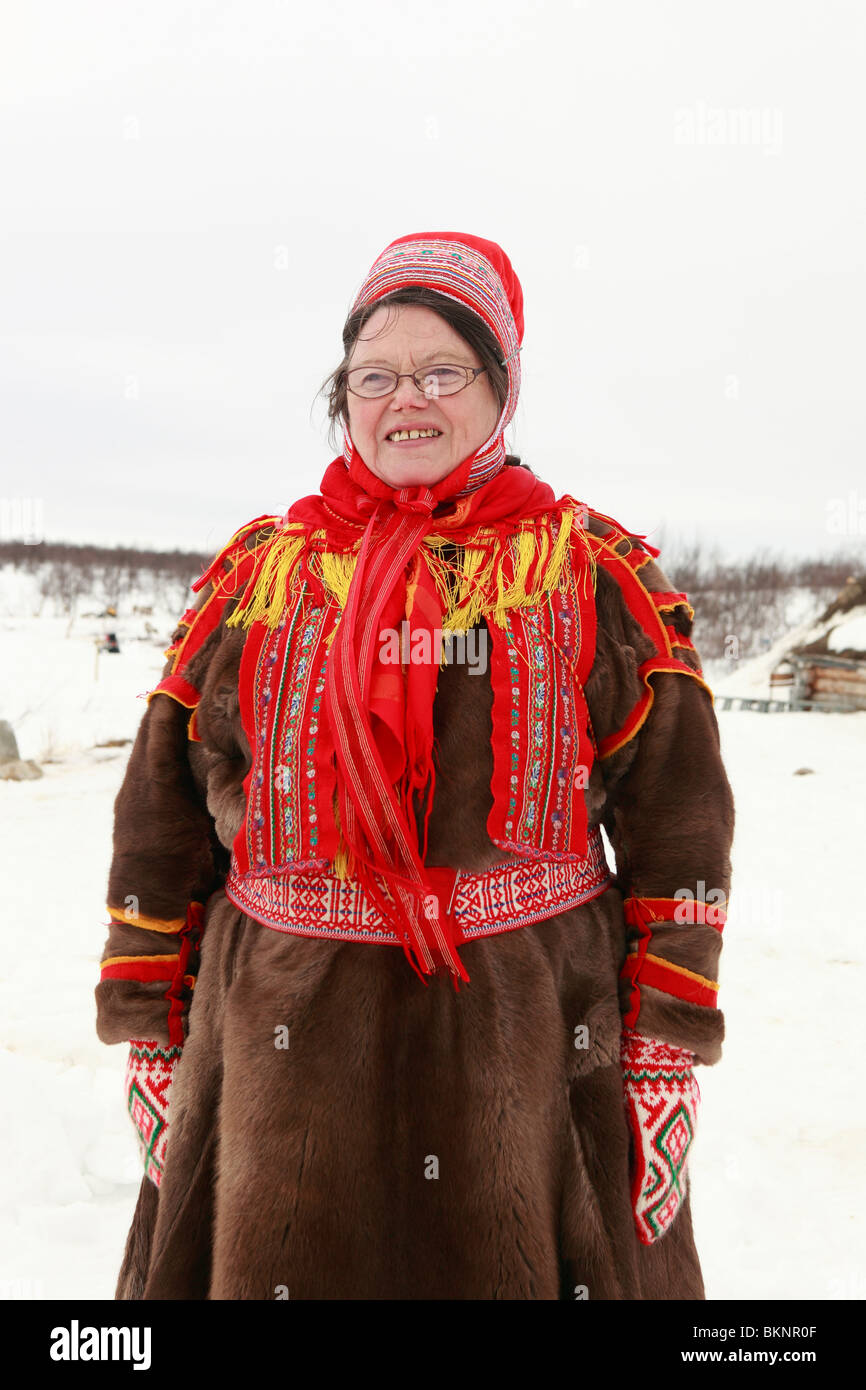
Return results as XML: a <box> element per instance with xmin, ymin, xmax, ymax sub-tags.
<box><xmin>768</xmin><ymin>575</ymin><xmax>866</xmax><ymax>712</ymax></box>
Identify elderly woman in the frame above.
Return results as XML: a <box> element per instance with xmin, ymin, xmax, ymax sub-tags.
<box><xmin>96</xmin><ymin>231</ymin><xmax>735</xmax><ymax>1300</ymax></box>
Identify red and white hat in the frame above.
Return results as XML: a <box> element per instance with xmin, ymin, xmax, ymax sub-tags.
<box><xmin>342</xmin><ymin>231</ymin><xmax>524</xmax><ymax>497</ymax></box>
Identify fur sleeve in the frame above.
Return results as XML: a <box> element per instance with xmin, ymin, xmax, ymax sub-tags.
<box><xmin>94</xmin><ymin>584</ymin><xmax>227</xmax><ymax>1048</ymax></box>
<box><xmin>94</xmin><ymin>516</ymin><xmax>278</xmax><ymax>1048</ymax></box>
<box><xmin>584</xmin><ymin>519</ymin><xmax>736</xmax><ymax>1065</ymax></box>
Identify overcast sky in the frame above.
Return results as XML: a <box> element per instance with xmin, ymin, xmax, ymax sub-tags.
<box><xmin>1</xmin><ymin>0</ymin><xmax>863</xmax><ymax>566</ymax></box>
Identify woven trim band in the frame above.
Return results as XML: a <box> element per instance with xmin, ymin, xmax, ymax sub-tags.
<box><xmin>224</xmin><ymin>827</ymin><xmax>612</xmax><ymax>948</ymax></box>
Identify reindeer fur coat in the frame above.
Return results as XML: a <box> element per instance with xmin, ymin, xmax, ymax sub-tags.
<box><xmin>95</xmin><ymin>510</ymin><xmax>735</xmax><ymax>1300</ymax></box>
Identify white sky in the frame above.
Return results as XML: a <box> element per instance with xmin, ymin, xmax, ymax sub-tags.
<box><xmin>1</xmin><ymin>0</ymin><xmax>864</xmax><ymax>565</ymax></box>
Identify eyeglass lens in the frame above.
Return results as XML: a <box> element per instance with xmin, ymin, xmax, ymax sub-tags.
<box><xmin>346</xmin><ymin>365</ymin><xmax>470</xmax><ymax>398</ymax></box>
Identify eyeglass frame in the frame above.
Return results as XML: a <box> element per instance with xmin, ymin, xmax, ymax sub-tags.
<box><xmin>343</xmin><ymin>363</ymin><xmax>488</xmax><ymax>399</ymax></box>
<box><xmin>341</xmin><ymin>344</ymin><xmax>521</xmax><ymax>399</ymax></box>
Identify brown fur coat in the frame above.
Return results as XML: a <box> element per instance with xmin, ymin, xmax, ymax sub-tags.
<box><xmin>95</xmin><ymin>515</ymin><xmax>735</xmax><ymax>1300</ymax></box>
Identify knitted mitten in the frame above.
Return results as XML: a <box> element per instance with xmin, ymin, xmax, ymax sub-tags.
<box><xmin>620</xmin><ymin>1027</ymin><xmax>701</xmax><ymax>1245</ymax></box>
<box><xmin>125</xmin><ymin>1039</ymin><xmax>183</xmax><ymax>1188</ymax></box>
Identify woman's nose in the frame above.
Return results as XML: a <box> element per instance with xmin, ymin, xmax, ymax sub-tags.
<box><xmin>391</xmin><ymin>373</ymin><xmax>430</xmax><ymax>406</ymax></box>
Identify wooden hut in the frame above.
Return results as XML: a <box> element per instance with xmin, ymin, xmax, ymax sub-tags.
<box><xmin>770</xmin><ymin>575</ymin><xmax>866</xmax><ymax>711</ymax></box>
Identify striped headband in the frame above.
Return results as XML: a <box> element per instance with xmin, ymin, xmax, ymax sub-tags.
<box><xmin>341</xmin><ymin>231</ymin><xmax>524</xmax><ymax>496</ymax></box>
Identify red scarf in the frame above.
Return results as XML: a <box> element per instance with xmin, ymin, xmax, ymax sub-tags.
<box><xmin>284</xmin><ymin>450</ymin><xmax>572</xmax><ymax>988</ymax></box>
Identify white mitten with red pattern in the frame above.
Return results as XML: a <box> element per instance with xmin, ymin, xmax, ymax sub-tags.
<box><xmin>125</xmin><ymin>1039</ymin><xmax>182</xmax><ymax>1188</ymax></box>
<box><xmin>620</xmin><ymin>1026</ymin><xmax>701</xmax><ymax>1245</ymax></box>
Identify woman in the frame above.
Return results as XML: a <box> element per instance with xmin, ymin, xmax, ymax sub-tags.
<box><xmin>96</xmin><ymin>231</ymin><xmax>735</xmax><ymax>1300</ymax></box>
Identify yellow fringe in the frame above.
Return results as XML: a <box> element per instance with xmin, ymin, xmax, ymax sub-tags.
<box><xmin>569</xmin><ymin>509</ymin><xmax>599</xmax><ymax>600</ymax></box>
<box><xmin>319</xmin><ymin>552</ymin><xmax>357</xmax><ymax>610</ymax></box>
<box><xmin>225</xmin><ymin>507</ymin><xmax>598</xmax><ymax>635</ymax></box>
<box><xmin>225</xmin><ymin>525</ymin><xmax>309</xmax><ymax>630</ymax></box>
<box><xmin>331</xmin><ymin>793</ymin><xmax>355</xmax><ymax>880</ymax></box>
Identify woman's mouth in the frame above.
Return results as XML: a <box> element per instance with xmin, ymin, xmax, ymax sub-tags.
<box><xmin>385</xmin><ymin>428</ymin><xmax>443</xmax><ymax>446</ymax></box>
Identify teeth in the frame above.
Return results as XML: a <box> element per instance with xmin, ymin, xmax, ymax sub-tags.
<box><xmin>387</xmin><ymin>428</ymin><xmax>441</xmax><ymax>442</ymax></box>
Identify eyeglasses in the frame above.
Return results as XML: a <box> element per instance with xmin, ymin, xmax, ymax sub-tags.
<box><xmin>343</xmin><ymin>363</ymin><xmax>489</xmax><ymax>400</ymax></box>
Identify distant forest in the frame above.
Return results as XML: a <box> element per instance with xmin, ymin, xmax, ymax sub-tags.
<box><xmin>0</xmin><ymin>539</ymin><xmax>211</xmax><ymax>622</ymax></box>
<box><xmin>0</xmin><ymin>536</ymin><xmax>863</xmax><ymax>664</ymax></box>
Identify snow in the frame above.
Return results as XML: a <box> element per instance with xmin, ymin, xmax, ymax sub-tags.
<box><xmin>691</xmin><ymin>704</ymin><xmax>866</xmax><ymax>1300</ymax></box>
<box><xmin>1</xmin><ymin>594</ymin><xmax>864</xmax><ymax>1300</ymax></box>
<box><xmin>0</xmin><ymin>565</ymin><xmax>184</xmax><ymax>762</ymax></box>
<box><xmin>827</xmin><ymin>608</ymin><xmax>866</xmax><ymax>654</ymax></box>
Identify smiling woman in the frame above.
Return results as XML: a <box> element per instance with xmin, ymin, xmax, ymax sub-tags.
<box><xmin>334</xmin><ymin>301</ymin><xmax>501</xmax><ymax>490</ymax></box>
<box><xmin>97</xmin><ymin>231</ymin><xmax>734</xmax><ymax>1301</ymax></box>
<box><xmin>319</xmin><ymin>279</ymin><xmax>524</xmax><ymax>492</ymax></box>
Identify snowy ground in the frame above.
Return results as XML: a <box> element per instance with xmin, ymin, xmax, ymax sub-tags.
<box><xmin>690</xmin><ymin>702</ymin><xmax>865</xmax><ymax>1301</ymax></box>
<box><xmin>1</xmin><ymin>582</ymin><xmax>864</xmax><ymax>1300</ymax></box>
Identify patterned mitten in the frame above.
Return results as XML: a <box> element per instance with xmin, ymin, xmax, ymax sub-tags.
<box><xmin>125</xmin><ymin>1039</ymin><xmax>183</xmax><ymax>1188</ymax></box>
<box><xmin>620</xmin><ymin>1027</ymin><xmax>701</xmax><ymax>1245</ymax></box>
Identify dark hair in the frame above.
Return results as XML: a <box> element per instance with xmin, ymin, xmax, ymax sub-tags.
<box><xmin>317</xmin><ymin>285</ymin><xmax>523</xmax><ymax>466</ymax></box>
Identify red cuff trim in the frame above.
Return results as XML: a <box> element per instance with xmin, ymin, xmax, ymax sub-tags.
<box><xmin>620</xmin><ymin>894</ymin><xmax>725</xmax><ymax>1026</ymax></box>
<box><xmin>622</xmin><ymin>951</ymin><xmax>719</xmax><ymax>1008</ymax></box>
<box><xmin>623</xmin><ymin>895</ymin><xmax>726</xmax><ymax>931</ymax></box>
<box><xmin>100</xmin><ymin>955</ymin><xmax>179</xmax><ymax>984</ymax></box>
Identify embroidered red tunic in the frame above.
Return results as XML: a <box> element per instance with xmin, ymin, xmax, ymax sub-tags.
<box><xmin>140</xmin><ymin>505</ymin><xmax>714</xmax><ymax>957</ymax></box>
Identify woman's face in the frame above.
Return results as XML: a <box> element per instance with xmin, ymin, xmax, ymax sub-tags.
<box><xmin>343</xmin><ymin>303</ymin><xmax>501</xmax><ymax>490</ymax></box>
